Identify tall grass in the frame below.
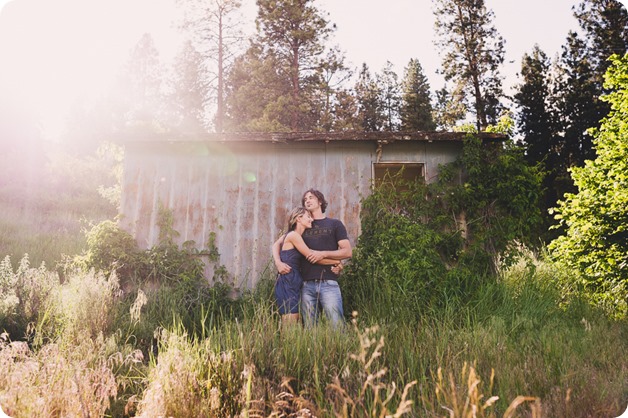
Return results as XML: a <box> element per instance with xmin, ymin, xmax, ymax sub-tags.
<box><xmin>0</xmin><ymin>262</ymin><xmax>143</xmax><ymax>418</ymax></box>
<box><xmin>0</xmin><ymin>146</ymin><xmax>118</xmax><ymax>269</ymax></box>
<box><xmin>1</xmin><ymin>235</ymin><xmax>626</xmax><ymax>416</ymax></box>
<box><xmin>0</xmin><ymin>205</ymin><xmax>89</xmax><ymax>270</ymax></box>
<box><xmin>2</xmin><ymin>249</ymin><xmax>626</xmax><ymax>417</ymax></box>
<box><xmin>0</xmin><ymin>333</ymin><xmax>120</xmax><ymax>417</ymax></box>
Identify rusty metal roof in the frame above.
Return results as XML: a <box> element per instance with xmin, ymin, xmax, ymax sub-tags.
<box><xmin>116</xmin><ymin>130</ymin><xmax>507</xmax><ymax>144</ymax></box>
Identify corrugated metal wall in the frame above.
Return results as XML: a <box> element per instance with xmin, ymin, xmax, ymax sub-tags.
<box><xmin>119</xmin><ymin>139</ymin><xmax>462</xmax><ymax>288</ymax></box>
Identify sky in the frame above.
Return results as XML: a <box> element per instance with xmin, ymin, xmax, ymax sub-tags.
<box><xmin>0</xmin><ymin>0</ymin><xmax>625</xmax><ymax>140</ymax></box>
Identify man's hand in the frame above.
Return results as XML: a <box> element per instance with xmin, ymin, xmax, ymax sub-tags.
<box><xmin>331</xmin><ymin>263</ymin><xmax>344</xmax><ymax>276</ymax></box>
<box><xmin>276</xmin><ymin>262</ymin><xmax>292</xmax><ymax>275</ymax></box>
<box><xmin>306</xmin><ymin>250</ymin><xmax>326</xmax><ymax>264</ymax></box>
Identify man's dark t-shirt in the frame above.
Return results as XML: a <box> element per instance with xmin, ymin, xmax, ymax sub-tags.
<box><xmin>301</xmin><ymin>217</ymin><xmax>348</xmax><ymax>281</ymax></box>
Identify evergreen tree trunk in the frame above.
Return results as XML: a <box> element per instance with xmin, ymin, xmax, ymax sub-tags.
<box><xmin>216</xmin><ymin>14</ymin><xmax>225</xmax><ymax>133</ymax></box>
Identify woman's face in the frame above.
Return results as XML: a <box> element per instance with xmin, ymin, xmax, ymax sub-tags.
<box><xmin>297</xmin><ymin>212</ymin><xmax>313</xmax><ymax>229</ymax></box>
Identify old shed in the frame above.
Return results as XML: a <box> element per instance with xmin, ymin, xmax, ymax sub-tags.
<box><xmin>119</xmin><ymin>131</ymin><xmax>504</xmax><ymax>288</ymax></box>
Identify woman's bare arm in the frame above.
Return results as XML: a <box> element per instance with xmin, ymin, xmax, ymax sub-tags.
<box><xmin>286</xmin><ymin>232</ymin><xmax>337</xmax><ymax>264</ymax></box>
<box><xmin>272</xmin><ymin>235</ymin><xmax>291</xmax><ymax>274</ymax></box>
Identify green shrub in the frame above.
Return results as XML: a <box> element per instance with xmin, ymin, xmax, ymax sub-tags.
<box><xmin>74</xmin><ymin>206</ymin><xmax>225</xmax><ymax>291</ymax></box>
<box><xmin>344</xmin><ymin>135</ymin><xmax>543</xmax><ymax>323</ymax></box>
<box><xmin>549</xmin><ymin>54</ymin><xmax>628</xmax><ymax>319</ymax></box>
<box><xmin>73</xmin><ymin>219</ymin><xmax>140</xmax><ymax>283</ymax></box>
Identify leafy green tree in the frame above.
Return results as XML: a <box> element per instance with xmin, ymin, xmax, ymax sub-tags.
<box><xmin>400</xmin><ymin>58</ymin><xmax>435</xmax><ymax>131</ymax></box>
<box><xmin>549</xmin><ymin>54</ymin><xmax>628</xmax><ymax>318</ymax></box>
<box><xmin>354</xmin><ymin>63</ymin><xmax>384</xmax><ymax>131</ymax></box>
<box><xmin>225</xmin><ymin>0</ymin><xmax>347</xmax><ymax>131</ymax></box>
<box><xmin>441</xmin><ymin>135</ymin><xmax>543</xmax><ymax>269</ymax></box>
<box><xmin>433</xmin><ymin>0</ymin><xmax>505</xmax><ymax>131</ymax></box>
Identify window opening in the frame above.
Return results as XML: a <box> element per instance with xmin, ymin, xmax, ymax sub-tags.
<box><xmin>373</xmin><ymin>162</ymin><xmax>425</xmax><ymax>190</ymax></box>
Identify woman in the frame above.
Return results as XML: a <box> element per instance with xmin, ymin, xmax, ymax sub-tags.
<box><xmin>273</xmin><ymin>207</ymin><xmax>339</xmax><ymax>324</ymax></box>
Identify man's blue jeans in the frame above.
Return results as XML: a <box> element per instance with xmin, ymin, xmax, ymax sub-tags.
<box><xmin>301</xmin><ymin>280</ymin><xmax>344</xmax><ymax>328</ymax></box>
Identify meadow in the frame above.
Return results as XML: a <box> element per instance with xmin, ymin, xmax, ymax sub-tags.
<box><xmin>0</xmin><ymin>145</ymin><xmax>626</xmax><ymax>417</ymax></box>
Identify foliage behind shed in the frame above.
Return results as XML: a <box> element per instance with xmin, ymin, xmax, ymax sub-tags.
<box><xmin>119</xmin><ymin>131</ymin><xmax>505</xmax><ymax>288</ymax></box>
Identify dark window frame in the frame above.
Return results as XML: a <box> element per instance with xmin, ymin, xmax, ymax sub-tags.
<box><xmin>373</xmin><ymin>162</ymin><xmax>425</xmax><ymax>188</ymax></box>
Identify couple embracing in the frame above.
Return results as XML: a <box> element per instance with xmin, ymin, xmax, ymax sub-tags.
<box><xmin>272</xmin><ymin>189</ymin><xmax>352</xmax><ymax>328</ymax></box>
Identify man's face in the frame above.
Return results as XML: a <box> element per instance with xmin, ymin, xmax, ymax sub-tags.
<box><xmin>303</xmin><ymin>192</ymin><xmax>320</xmax><ymax>212</ymax></box>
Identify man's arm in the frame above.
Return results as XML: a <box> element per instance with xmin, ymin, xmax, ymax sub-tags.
<box><xmin>289</xmin><ymin>233</ymin><xmax>339</xmax><ymax>265</ymax></box>
<box><xmin>272</xmin><ymin>236</ymin><xmax>292</xmax><ymax>275</ymax></box>
<box><xmin>336</xmin><ymin>239</ymin><xmax>353</xmax><ymax>259</ymax></box>
<box><xmin>328</xmin><ymin>239</ymin><xmax>352</xmax><ymax>275</ymax></box>
<box><xmin>306</xmin><ymin>239</ymin><xmax>352</xmax><ymax>264</ymax></box>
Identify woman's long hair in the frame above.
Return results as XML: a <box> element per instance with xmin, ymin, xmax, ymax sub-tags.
<box><xmin>287</xmin><ymin>207</ymin><xmax>308</xmax><ymax>231</ymax></box>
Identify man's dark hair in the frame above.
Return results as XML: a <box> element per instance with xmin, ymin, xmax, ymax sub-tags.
<box><xmin>302</xmin><ymin>188</ymin><xmax>328</xmax><ymax>213</ymax></box>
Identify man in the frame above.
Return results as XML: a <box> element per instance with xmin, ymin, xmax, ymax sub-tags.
<box><xmin>273</xmin><ymin>189</ymin><xmax>352</xmax><ymax>327</ymax></box>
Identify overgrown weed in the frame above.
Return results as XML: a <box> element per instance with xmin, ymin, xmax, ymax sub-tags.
<box><xmin>134</xmin><ymin>327</ymin><xmax>247</xmax><ymax>417</ymax></box>
<box><xmin>0</xmin><ymin>331</ymin><xmax>141</xmax><ymax>418</ymax></box>
<box><xmin>327</xmin><ymin>312</ymin><xmax>417</xmax><ymax>417</ymax></box>
<box><xmin>0</xmin><ymin>255</ymin><xmax>626</xmax><ymax>417</ymax></box>
<box><xmin>35</xmin><ymin>268</ymin><xmax>121</xmax><ymax>346</ymax></box>
<box><xmin>426</xmin><ymin>362</ymin><xmax>541</xmax><ymax>418</ymax></box>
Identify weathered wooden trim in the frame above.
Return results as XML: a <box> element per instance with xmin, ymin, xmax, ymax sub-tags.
<box><xmin>114</xmin><ymin>130</ymin><xmax>507</xmax><ymax>144</ymax></box>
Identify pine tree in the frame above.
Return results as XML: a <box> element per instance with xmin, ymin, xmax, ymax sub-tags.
<box><xmin>514</xmin><ymin>46</ymin><xmax>555</xmax><ymax>166</ymax></box>
<box><xmin>224</xmin><ymin>45</ymin><xmax>287</xmax><ymax>131</ymax></box>
<box><xmin>177</xmin><ymin>0</ymin><xmax>243</xmax><ymax>133</ymax></box>
<box><xmin>354</xmin><ymin>63</ymin><xmax>384</xmax><ymax>131</ymax></box>
<box><xmin>400</xmin><ymin>58</ymin><xmax>435</xmax><ymax>131</ymax></box>
<box><xmin>513</xmin><ymin>45</ymin><xmax>562</xmax><ymax>237</ymax></box>
<box><xmin>167</xmin><ymin>40</ymin><xmax>209</xmax><ymax>133</ymax></box>
<box><xmin>330</xmin><ymin>88</ymin><xmax>359</xmax><ymax>131</ymax></box>
<box><xmin>225</xmin><ymin>0</ymin><xmax>346</xmax><ymax>132</ymax></box>
<box><xmin>433</xmin><ymin>0</ymin><xmax>505</xmax><ymax>131</ymax></box>
<box><xmin>552</xmin><ymin>0</ymin><xmax>628</xmax><ymax>168</ymax></box>
<box><xmin>574</xmin><ymin>0</ymin><xmax>628</xmax><ymax>80</ymax></box>
<box><xmin>555</xmin><ymin>31</ymin><xmax>602</xmax><ymax>167</ymax></box>
<box><xmin>433</xmin><ymin>86</ymin><xmax>466</xmax><ymax>130</ymax></box>
<box><xmin>517</xmin><ymin>0</ymin><xmax>628</xmax><ymax>236</ymax></box>
<box><xmin>114</xmin><ymin>33</ymin><xmax>165</xmax><ymax>132</ymax></box>
<box><xmin>309</xmin><ymin>45</ymin><xmax>352</xmax><ymax>132</ymax></box>
<box><xmin>377</xmin><ymin>61</ymin><xmax>401</xmax><ymax>131</ymax></box>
